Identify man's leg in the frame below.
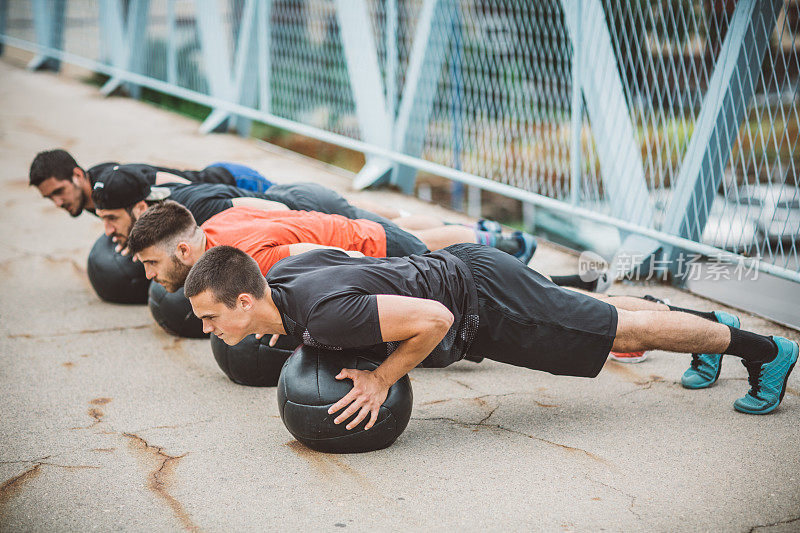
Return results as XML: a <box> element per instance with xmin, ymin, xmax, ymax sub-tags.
<box><xmin>392</xmin><ymin>214</ymin><xmax>450</xmax><ymax>230</ymax></box>
<box><xmin>392</xmin><ymin>214</ymin><xmax>505</xmax><ymax>233</ymax></box>
<box><xmin>612</xmin><ymin>309</ymin><xmax>730</xmax><ymax>354</ymax></box>
<box><xmin>587</xmin><ymin>293</ymin><xmax>742</xmax><ymax>375</ymax></box>
<box><xmin>611</xmin><ymin>308</ymin><xmax>798</xmax><ymax>414</ymax></box>
<box><xmin>348</xmin><ymin>198</ymin><xmax>403</xmax><ymax>220</ymax></box>
<box><xmin>409</xmin><ymin>225</ymin><xmax>538</xmax><ymax>264</ymax></box>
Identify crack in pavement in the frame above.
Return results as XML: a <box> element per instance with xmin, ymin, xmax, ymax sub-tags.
<box><xmin>122</xmin><ymin>433</ymin><xmax>197</xmax><ymax>532</ymax></box>
<box><xmin>0</xmin><ymin>464</ymin><xmax>42</xmax><ymax>509</ymax></box>
<box><xmin>585</xmin><ymin>476</ymin><xmax>641</xmax><ymax>520</ymax></box>
<box><xmin>476</xmin><ymin>405</ymin><xmax>499</xmax><ymax>426</ymax></box>
<box><xmin>619</xmin><ymin>375</ymin><xmax>667</xmax><ymax>397</ymax></box>
<box><xmin>449</xmin><ymin>378</ymin><xmax>479</xmax><ymax>392</ymax></box>
<box><xmin>0</xmin><ymin>447</ymin><xmax>85</xmax><ymax>465</ymax></box>
<box><xmin>0</xmin><ymin>242</ymin><xmax>86</xmax><ymax>276</ymax></box>
<box><xmin>71</xmin><ymin>407</ymin><xmax>105</xmax><ymax>430</ymax></box>
<box><xmin>9</xmin><ymin>324</ymin><xmax>151</xmax><ymax>339</ymax></box>
<box><xmin>420</xmin><ymin>391</ymin><xmax>550</xmax><ymax>408</ymax></box>
<box><xmin>34</xmin><ymin>462</ymin><xmax>101</xmax><ymax>470</ymax></box>
<box><xmin>130</xmin><ymin>418</ymin><xmax>214</xmax><ymax>435</ymax></box>
<box><xmin>0</xmin><ymin>458</ymin><xmax>101</xmax><ymax>511</ymax></box>
<box><xmin>0</xmin><ymin>457</ymin><xmax>98</xmax><ymax>470</ymax></box>
<box><xmin>749</xmin><ymin>514</ymin><xmax>800</xmax><ymax>532</ymax></box>
<box><xmin>412</xmin><ymin>415</ymin><xmax>612</xmax><ymax>467</ymax></box>
<box><xmin>0</xmin><ymin>455</ymin><xmax>54</xmax><ymax>465</ymax></box>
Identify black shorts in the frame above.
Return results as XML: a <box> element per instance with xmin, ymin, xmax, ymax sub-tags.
<box><xmin>378</xmin><ymin>220</ymin><xmax>430</xmax><ymax>257</ymax></box>
<box><xmin>188</xmin><ymin>165</ymin><xmax>237</xmax><ymax>185</ymax></box>
<box><xmin>265</xmin><ymin>183</ymin><xmax>399</xmax><ymax>225</ymax></box>
<box><xmin>262</xmin><ymin>183</ymin><xmax>351</xmax><ymax>215</ymax></box>
<box><xmin>453</xmin><ymin>245</ymin><xmax>617</xmax><ymax>378</ymax></box>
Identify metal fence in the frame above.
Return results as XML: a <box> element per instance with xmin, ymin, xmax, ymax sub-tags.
<box><xmin>1</xmin><ymin>0</ymin><xmax>798</xmax><ymax>285</ymax></box>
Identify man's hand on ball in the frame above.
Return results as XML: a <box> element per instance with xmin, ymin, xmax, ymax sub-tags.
<box><xmin>328</xmin><ymin>368</ymin><xmax>389</xmax><ymax>431</ymax></box>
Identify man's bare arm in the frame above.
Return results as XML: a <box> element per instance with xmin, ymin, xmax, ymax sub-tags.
<box><xmin>287</xmin><ymin>243</ymin><xmax>364</xmax><ymax>257</ymax></box>
<box><xmin>329</xmin><ymin>295</ymin><xmax>453</xmax><ymax>430</ymax></box>
<box><xmin>230</xmin><ymin>197</ymin><xmax>290</xmax><ymax>211</ymax></box>
<box><xmin>154</xmin><ymin>171</ymin><xmax>192</xmax><ymax>185</ymax></box>
<box><xmin>371</xmin><ymin>295</ymin><xmax>453</xmax><ymax>386</ymax></box>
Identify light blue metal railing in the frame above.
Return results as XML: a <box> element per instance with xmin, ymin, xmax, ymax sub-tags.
<box><xmin>1</xmin><ymin>0</ymin><xmax>798</xmax><ymax>285</ymax></box>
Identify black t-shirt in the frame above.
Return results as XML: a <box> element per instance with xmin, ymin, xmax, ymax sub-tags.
<box><xmin>85</xmin><ymin>163</ymin><xmax>236</xmax><ymax>217</ymax></box>
<box><xmin>267</xmin><ymin>248</ymin><xmax>480</xmax><ymax>368</ymax></box>
<box><xmin>164</xmin><ymin>183</ymin><xmax>266</xmax><ymax>225</ymax></box>
<box><xmin>163</xmin><ymin>182</ymin><xmax>370</xmax><ymax>226</ymax></box>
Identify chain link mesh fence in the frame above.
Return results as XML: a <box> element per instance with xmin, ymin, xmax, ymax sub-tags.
<box><xmin>1</xmin><ymin>0</ymin><xmax>798</xmax><ymax>282</ymax></box>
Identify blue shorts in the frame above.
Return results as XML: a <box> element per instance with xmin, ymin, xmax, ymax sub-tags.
<box><xmin>207</xmin><ymin>162</ymin><xmax>274</xmax><ymax>193</ymax></box>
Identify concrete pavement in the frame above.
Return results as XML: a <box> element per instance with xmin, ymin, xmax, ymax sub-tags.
<box><xmin>1</xmin><ymin>55</ymin><xmax>799</xmax><ymax>532</ymax></box>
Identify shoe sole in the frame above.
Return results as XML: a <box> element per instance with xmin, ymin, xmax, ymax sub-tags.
<box><xmin>609</xmin><ymin>353</ymin><xmax>648</xmax><ymax>364</ymax></box>
<box><xmin>682</xmin><ymin>314</ymin><xmax>740</xmax><ymax>390</ymax></box>
<box><xmin>734</xmin><ymin>342</ymin><xmax>798</xmax><ymax>415</ymax></box>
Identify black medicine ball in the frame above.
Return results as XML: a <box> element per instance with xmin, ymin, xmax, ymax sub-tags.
<box><xmin>86</xmin><ymin>234</ymin><xmax>150</xmax><ymax>304</ymax></box>
<box><xmin>148</xmin><ymin>283</ymin><xmax>207</xmax><ymax>338</ymax></box>
<box><xmin>277</xmin><ymin>346</ymin><xmax>413</xmax><ymax>454</ymax></box>
<box><xmin>210</xmin><ymin>334</ymin><xmax>298</xmax><ymax>386</ymax></box>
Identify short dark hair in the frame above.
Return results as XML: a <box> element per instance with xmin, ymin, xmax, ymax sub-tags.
<box><xmin>128</xmin><ymin>200</ymin><xmax>198</xmax><ymax>256</ymax></box>
<box><xmin>29</xmin><ymin>149</ymin><xmax>81</xmax><ymax>186</ymax></box>
<box><xmin>185</xmin><ymin>245</ymin><xmax>267</xmax><ymax>308</ymax></box>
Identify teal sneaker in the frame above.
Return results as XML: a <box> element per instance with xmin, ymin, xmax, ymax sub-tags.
<box><xmin>475</xmin><ymin>219</ymin><xmax>503</xmax><ymax>234</ymax></box>
<box><xmin>734</xmin><ymin>336</ymin><xmax>798</xmax><ymax>415</ymax></box>
<box><xmin>681</xmin><ymin>311</ymin><xmax>740</xmax><ymax>389</ymax></box>
<box><xmin>512</xmin><ymin>231</ymin><xmax>537</xmax><ymax>265</ymax></box>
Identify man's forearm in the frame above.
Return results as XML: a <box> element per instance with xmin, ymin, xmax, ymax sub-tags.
<box><xmin>372</xmin><ymin>325</ymin><xmax>448</xmax><ymax>389</ymax></box>
<box><xmin>231</xmin><ymin>197</ymin><xmax>289</xmax><ymax>211</ymax></box>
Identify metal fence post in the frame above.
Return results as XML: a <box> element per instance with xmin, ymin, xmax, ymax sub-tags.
<box><xmin>166</xmin><ymin>0</ymin><xmax>178</xmax><ymax>85</ymax></box>
<box><xmin>564</xmin><ymin>0</ymin><xmax>655</xmax><ymax>228</ymax></box>
<box><xmin>99</xmin><ymin>0</ymin><xmax>151</xmax><ymax>98</ymax></box>
<box><xmin>231</xmin><ymin>0</ymin><xmax>258</xmax><ymax>136</ymax></box>
<box><xmin>386</xmin><ymin>0</ymin><xmax>398</xmax><ymax>127</ymax></box>
<box><xmin>0</xmin><ymin>0</ymin><xmax>8</xmax><ymax>56</ymax></box>
<box><xmin>125</xmin><ymin>0</ymin><xmax>150</xmax><ymax>99</ymax></box>
<box><xmin>257</xmin><ymin>0</ymin><xmax>272</xmax><ymax>113</ymax></box>
<box><xmin>392</xmin><ymin>0</ymin><xmax>456</xmax><ymax>194</ymax></box>
<box><xmin>196</xmin><ymin>0</ymin><xmax>235</xmax><ymax>133</ymax></box>
<box><xmin>569</xmin><ymin>0</ymin><xmax>582</xmax><ymax>207</ymax></box>
<box><xmin>660</xmin><ymin>0</ymin><xmax>782</xmax><ymax>279</ymax></box>
<box><xmin>336</xmin><ymin>0</ymin><xmax>394</xmax><ymax>189</ymax></box>
<box><xmin>450</xmin><ymin>3</ymin><xmax>465</xmax><ymax>213</ymax></box>
<box><xmin>563</xmin><ymin>0</ymin><xmax>662</xmax><ymax>272</ymax></box>
<box><xmin>29</xmin><ymin>0</ymin><xmax>66</xmax><ymax>71</ymax></box>
<box><xmin>98</xmin><ymin>0</ymin><xmax>126</xmax><ymax>91</ymax></box>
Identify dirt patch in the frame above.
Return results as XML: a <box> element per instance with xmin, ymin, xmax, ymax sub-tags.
<box><xmin>284</xmin><ymin>440</ymin><xmax>373</xmax><ymax>490</ymax></box>
<box><xmin>71</xmin><ymin>406</ymin><xmax>104</xmax><ymax>430</ymax></box>
<box><xmin>285</xmin><ymin>440</ymin><xmax>334</xmax><ymax>476</ymax></box>
<box><xmin>90</xmin><ymin>398</ymin><xmax>112</xmax><ymax>406</ymax></box>
<box><xmin>603</xmin><ymin>361</ymin><xmax>665</xmax><ymax>389</ymax></box>
<box><xmin>0</xmin><ymin>464</ymin><xmax>42</xmax><ymax>510</ymax></box>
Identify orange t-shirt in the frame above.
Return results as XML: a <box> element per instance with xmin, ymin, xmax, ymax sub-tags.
<box><xmin>201</xmin><ymin>207</ymin><xmax>388</xmax><ymax>274</ymax></box>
